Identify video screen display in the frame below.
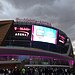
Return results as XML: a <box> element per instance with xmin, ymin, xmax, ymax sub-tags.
<box><xmin>31</xmin><ymin>25</ymin><xmax>58</xmax><ymax>44</ymax></box>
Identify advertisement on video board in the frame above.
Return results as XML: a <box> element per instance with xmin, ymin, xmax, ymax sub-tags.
<box><xmin>14</xmin><ymin>25</ymin><xmax>32</xmax><ymax>40</ymax></box>
<box><xmin>31</xmin><ymin>25</ymin><xmax>58</xmax><ymax>44</ymax></box>
<box><xmin>58</xmin><ymin>31</ymin><xmax>67</xmax><ymax>45</ymax></box>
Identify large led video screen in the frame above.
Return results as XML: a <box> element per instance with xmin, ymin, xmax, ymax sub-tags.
<box><xmin>31</xmin><ymin>25</ymin><xmax>58</xmax><ymax>44</ymax></box>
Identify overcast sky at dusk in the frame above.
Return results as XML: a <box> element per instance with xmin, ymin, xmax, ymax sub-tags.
<box><xmin>0</xmin><ymin>0</ymin><xmax>75</xmax><ymax>49</ymax></box>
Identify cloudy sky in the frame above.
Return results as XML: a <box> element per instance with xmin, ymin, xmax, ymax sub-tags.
<box><xmin>0</xmin><ymin>0</ymin><xmax>75</xmax><ymax>48</ymax></box>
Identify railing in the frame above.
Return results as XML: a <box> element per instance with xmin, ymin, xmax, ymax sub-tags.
<box><xmin>24</xmin><ymin>64</ymin><xmax>70</xmax><ymax>68</ymax></box>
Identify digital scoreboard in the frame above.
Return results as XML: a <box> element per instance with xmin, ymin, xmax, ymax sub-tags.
<box><xmin>31</xmin><ymin>25</ymin><xmax>58</xmax><ymax>44</ymax></box>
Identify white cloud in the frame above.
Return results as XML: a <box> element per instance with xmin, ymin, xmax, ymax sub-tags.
<box><xmin>0</xmin><ymin>0</ymin><xmax>20</xmax><ymax>19</ymax></box>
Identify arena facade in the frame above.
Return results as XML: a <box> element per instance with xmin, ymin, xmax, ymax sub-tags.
<box><xmin>0</xmin><ymin>18</ymin><xmax>74</xmax><ymax>68</ymax></box>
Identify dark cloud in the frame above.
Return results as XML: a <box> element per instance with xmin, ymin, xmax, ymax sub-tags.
<box><xmin>7</xmin><ymin>0</ymin><xmax>55</xmax><ymax>9</ymax></box>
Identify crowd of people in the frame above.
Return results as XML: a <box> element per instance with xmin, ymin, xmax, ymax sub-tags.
<box><xmin>0</xmin><ymin>66</ymin><xmax>74</xmax><ymax>75</ymax></box>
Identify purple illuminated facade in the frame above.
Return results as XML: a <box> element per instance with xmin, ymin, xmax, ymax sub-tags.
<box><xmin>0</xmin><ymin>19</ymin><xmax>74</xmax><ymax>67</ymax></box>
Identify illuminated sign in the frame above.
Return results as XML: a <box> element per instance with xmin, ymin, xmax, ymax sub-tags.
<box><xmin>15</xmin><ymin>32</ymin><xmax>29</xmax><ymax>37</ymax></box>
<box><xmin>16</xmin><ymin>18</ymin><xmax>51</xmax><ymax>26</ymax></box>
<box><xmin>59</xmin><ymin>34</ymin><xmax>65</xmax><ymax>44</ymax></box>
<box><xmin>14</xmin><ymin>27</ymin><xmax>30</xmax><ymax>37</ymax></box>
<box><xmin>14</xmin><ymin>27</ymin><xmax>31</xmax><ymax>31</ymax></box>
<box><xmin>31</xmin><ymin>25</ymin><xmax>58</xmax><ymax>44</ymax></box>
<box><xmin>14</xmin><ymin>25</ymin><xmax>32</xmax><ymax>40</ymax></box>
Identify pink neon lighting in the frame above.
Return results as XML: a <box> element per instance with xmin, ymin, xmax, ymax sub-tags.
<box><xmin>69</xmin><ymin>60</ymin><xmax>74</xmax><ymax>66</ymax></box>
<box><xmin>55</xmin><ymin>30</ymin><xmax>58</xmax><ymax>44</ymax></box>
<box><xmin>14</xmin><ymin>27</ymin><xmax>31</xmax><ymax>31</ymax></box>
<box><xmin>31</xmin><ymin>25</ymin><xmax>34</xmax><ymax>41</ymax></box>
<box><xmin>59</xmin><ymin>35</ymin><xmax>65</xmax><ymax>40</ymax></box>
<box><xmin>14</xmin><ymin>27</ymin><xmax>17</xmax><ymax>30</ymax></box>
<box><xmin>19</xmin><ymin>27</ymin><xmax>30</xmax><ymax>31</ymax></box>
<box><xmin>59</xmin><ymin>34</ymin><xmax>65</xmax><ymax>44</ymax></box>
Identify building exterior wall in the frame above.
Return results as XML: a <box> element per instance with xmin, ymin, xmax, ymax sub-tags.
<box><xmin>0</xmin><ymin>20</ymin><xmax>13</xmax><ymax>45</ymax></box>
